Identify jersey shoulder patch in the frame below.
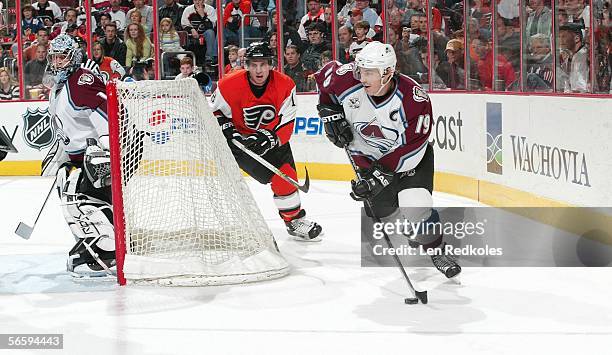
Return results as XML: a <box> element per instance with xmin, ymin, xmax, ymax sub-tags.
<box><xmin>314</xmin><ymin>61</ymin><xmax>360</xmax><ymax>99</ymax></box>
<box><xmin>66</xmin><ymin>68</ymin><xmax>106</xmax><ymax>110</ymax></box>
<box><xmin>397</xmin><ymin>74</ymin><xmax>430</xmax><ymax>103</ymax></box>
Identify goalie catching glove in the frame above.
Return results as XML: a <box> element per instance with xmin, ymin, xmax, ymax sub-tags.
<box><xmin>243</xmin><ymin>129</ymin><xmax>278</xmax><ymax>155</ymax></box>
<box><xmin>351</xmin><ymin>163</ymin><xmax>394</xmax><ymax>201</ymax></box>
<box><xmin>84</xmin><ymin>138</ymin><xmax>111</xmax><ymax>188</ymax></box>
<box><xmin>317</xmin><ymin>103</ymin><xmax>353</xmax><ymax>148</ymax></box>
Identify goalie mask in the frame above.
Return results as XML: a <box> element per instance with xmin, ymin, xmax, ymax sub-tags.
<box><xmin>354</xmin><ymin>41</ymin><xmax>397</xmax><ymax>95</ymax></box>
<box><xmin>47</xmin><ymin>34</ymin><xmax>83</xmax><ymax>83</ymax></box>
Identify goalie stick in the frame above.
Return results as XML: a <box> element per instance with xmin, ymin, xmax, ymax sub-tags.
<box><xmin>344</xmin><ymin>146</ymin><xmax>428</xmax><ymax>305</ymax></box>
<box><xmin>15</xmin><ymin>176</ymin><xmax>58</xmax><ymax>239</ymax></box>
<box><xmin>231</xmin><ymin>139</ymin><xmax>310</xmax><ymax>193</ymax></box>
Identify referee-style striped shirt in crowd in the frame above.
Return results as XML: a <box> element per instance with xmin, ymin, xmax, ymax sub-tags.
<box><xmin>0</xmin><ymin>85</ymin><xmax>20</xmax><ymax>101</ymax></box>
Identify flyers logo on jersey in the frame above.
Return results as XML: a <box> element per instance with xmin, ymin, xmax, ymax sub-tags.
<box><xmin>354</xmin><ymin>121</ymin><xmax>398</xmax><ymax>153</ymax></box>
<box><xmin>243</xmin><ymin>105</ymin><xmax>276</xmax><ymax>130</ymax></box>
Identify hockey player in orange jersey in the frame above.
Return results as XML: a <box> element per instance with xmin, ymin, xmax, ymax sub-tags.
<box><xmin>210</xmin><ymin>42</ymin><xmax>323</xmax><ymax>241</ymax></box>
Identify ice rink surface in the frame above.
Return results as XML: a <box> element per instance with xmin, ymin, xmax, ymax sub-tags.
<box><xmin>1</xmin><ymin>176</ymin><xmax>611</xmax><ymax>355</ymax></box>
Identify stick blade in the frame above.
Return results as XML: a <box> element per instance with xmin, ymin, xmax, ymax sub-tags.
<box><xmin>415</xmin><ymin>290</ymin><xmax>428</xmax><ymax>304</ymax></box>
<box><xmin>15</xmin><ymin>222</ymin><xmax>33</xmax><ymax>239</ymax></box>
<box><xmin>298</xmin><ymin>167</ymin><xmax>310</xmax><ymax>193</ymax></box>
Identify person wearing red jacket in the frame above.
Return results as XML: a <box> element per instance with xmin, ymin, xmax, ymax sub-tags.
<box><xmin>222</xmin><ymin>0</ymin><xmax>257</xmax><ymax>46</ymax></box>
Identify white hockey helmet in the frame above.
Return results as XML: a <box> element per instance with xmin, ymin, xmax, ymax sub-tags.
<box><xmin>47</xmin><ymin>34</ymin><xmax>83</xmax><ymax>82</ymax></box>
<box><xmin>354</xmin><ymin>41</ymin><xmax>397</xmax><ymax>77</ymax></box>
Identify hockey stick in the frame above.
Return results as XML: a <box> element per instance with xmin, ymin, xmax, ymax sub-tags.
<box><xmin>231</xmin><ymin>139</ymin><xmax>310</xmax><ymax>193</ymax></box>
<box><xmin>15</xmin><ymin>176</ymin><xmax>58</xmax><ymax>239</ymax></box>
<box><xmin>344</xmin><ymin>147</ymin><xmax>428</xmax><ymax>305</ymax></box>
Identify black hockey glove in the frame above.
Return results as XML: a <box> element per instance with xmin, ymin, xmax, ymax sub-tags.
<box><xmin>217</xmin><ymin>115</ymin><xmax>244</xmax><ymax>154</ymax></box>
<box><xmin>350</xmin><ymin>163</ymin><xmax>394</xmax><ymax>201</ymax></box>
<box><xmin>244</xmin><ymin>129</ymin><xmax>279</xmax><ymax>156</ymax></box>
<box><xmin>317</xmin><ymin>103</ymin><xmax>353</xmax><ymax>148</ymax></box>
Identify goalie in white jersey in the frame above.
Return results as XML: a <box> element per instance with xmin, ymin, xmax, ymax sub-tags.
<box><xmin>314</xmin><ymin>41</ymin><xmax>461</xmax><ymax>278</ymax></box>
<box><xmin>42</xmin><ymin>34</ymin><xmax>115</xmax><ymax>276</ymax></box>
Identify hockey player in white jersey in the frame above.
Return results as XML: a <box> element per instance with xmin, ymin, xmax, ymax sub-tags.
<box><xmin>314</xmin><ymin>41</ymin><xmax>461</xmax><ymax>278</ymax></box>
<box><xmin>42</xmin><ymin>34</ymin><xmax>115</xmax><ymax>275</ymax></box>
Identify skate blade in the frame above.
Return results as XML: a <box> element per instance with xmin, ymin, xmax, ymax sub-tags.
<box><xmin>291</xmin><ymin>235</ymin><xmax>323</xmax><ymax>243</ymax></box>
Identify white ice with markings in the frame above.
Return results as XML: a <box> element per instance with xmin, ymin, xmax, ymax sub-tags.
<box><xmin>1</xmin><ymin>176</ymin><xmax>611</xmax><ymax>355</ymax></box>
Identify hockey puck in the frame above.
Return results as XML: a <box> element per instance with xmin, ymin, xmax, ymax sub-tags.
<box><xmin>404</xmin><ymin>297</ymin><xmax>419</xmax><ymax>304</ymax></box>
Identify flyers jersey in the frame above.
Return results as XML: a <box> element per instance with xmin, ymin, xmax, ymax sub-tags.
<box><xmin>314</xmin><ymin>61</ymin><xmax>433</xmax><ymax>173</ymax></box>
<box><xmin>210</xmin><ymin>69</ymin><xmax>297</xmax><ymax>145</ymax></box>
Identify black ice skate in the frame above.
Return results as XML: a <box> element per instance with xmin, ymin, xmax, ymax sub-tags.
<box><xmin>285</xmin><ymin>210</ymin><xmax>323</xmax><ymax>242</ymax></box>
<box><xmin>431</xmin><ymin>244</ymin><xmax>461</xmax><ymax>278</ymax></box>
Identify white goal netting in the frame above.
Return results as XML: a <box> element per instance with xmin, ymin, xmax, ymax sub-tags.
<box><xmin>109</xmin><ymin>79</ymin><xmax>289</xmax><ymax>285</ymax></box>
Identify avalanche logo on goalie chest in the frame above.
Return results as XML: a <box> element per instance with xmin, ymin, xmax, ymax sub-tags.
<box><xmin>243</xmin><ymin>105</ymin><xmax>276</xmax><ymax>130</ymax></box>
<box><xmin>22</xmin><ymin>107</ymin><xmax>55</xmax><ymax>150</ymax></box>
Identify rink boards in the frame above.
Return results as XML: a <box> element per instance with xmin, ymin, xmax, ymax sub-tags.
<box><xmin>0</xmin><ymin>92</ymin><xmax>610</xmax><ymax>207</ymax></box>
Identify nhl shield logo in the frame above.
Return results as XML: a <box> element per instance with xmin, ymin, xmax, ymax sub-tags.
<box><xmin>22</xmin><ymin>107</ymin><xmax>55</xmax><ymax>150</ymax></box>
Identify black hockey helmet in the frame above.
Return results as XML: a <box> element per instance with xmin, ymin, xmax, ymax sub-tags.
<box><xmin>244</xmin><ymin>42</ymin><xmax>273</xmax><ymax>64</ymax></box>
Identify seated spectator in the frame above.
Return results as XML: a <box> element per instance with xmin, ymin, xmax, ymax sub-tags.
<box><xmin>125</xmin><ymin>59</ymin><xmax>153</xmax><ymax>81</ymax></box>
<box><xmin>223</xmin><ymin>0</ymin><xmax>260</xmax><ymax>47</ymax></box>
<box><xmin>349</xmin><ymin>20</ymin><xmax>372</xmax><ymax>58</ymax></box>
<box><xmin>338</xmin><ymin>25</ymin><xmax>354</xmax><ymax>63</ymax></box>
<box><xmin>297</xmin><ymin>0</ymin><xmax>325</xmax><ymax>41</ymax></box>
<box><xmin>496</xmin><ymin>17</ymin><xmax>520</xmax><ymax>71</ymax></box>
<box><xmin>270</xmin><ymin>13</ymin><xmax>305</xmax><ymax>53</ymax></box>
<box><xmin>182</xmin><ymin>0</ymin><xmax>218</xmax><ymax>64</ymax></box>
<box><xmin>526</xmin><ymin>0</ymin><xmax>552</xmax><ymax>38</ymax></box>
<box><xmin>159</xmin><ymin>0</ymin><xmax>185</xmax><ymax>31</ymax></box>
<box><xmin>32</xmin><ymin>0</ymin><xmax>63</xmax><ymax>25</ymax></box>
<box><xmin>472</xmin><ymin>36</ymin><xmax>516</xmax><ymax>91</ymax></box>
<box><xmin>348</xmin><ymin>9</ymin><xmax>376</xmax><ymax>38</ymax></box>
<box><xmin>525</xmin><ymin>33</ymin><xmax>553</xmax><ymax>91</ymax></box>
<box><xmin>125</xmin><ymin>23</ymin><xmax>154</xmax><ymax>68</ymax></box>
<box><xmin>160</xmin><ymin>17</ymin><xmax>184</xmax><ymax>52</ymax></box>
<box><xmin>236</xmin><ymin>47</ymin><xmax>247</xmax><ymax>69</ymax></box>
<box><xmin>322</xmin><ymin>6</ymin><xmax>333</xmax><ymax>38</ymax></box>
<box><xmin>91</xmin><ymin>41</ymin><xmax>126</xmax><ymax>81</ymax></box>
<box><xmin>49</xmin><ymin>8</ymin><xmax>81</xmax><ymax>40</ymax></box>
<box><xmin>351</xmin><ymin>0</ymin><xmax>382</xmax><ymax>30</ymax></box>
<box><xmin>0</xmin><ymin>46</ymin><xmax>11</xmax><ymax>68</ymax></box>
<box><xmin>224</xmin><ymin>45</ymin><xmax>240</xmax><ymax>73</ymax></box>
<box><xmin>0</xmin><ymin>68</ymin><xmax>19</xmax><ymax>100</ymax></box>
<box><xmin>175</xmin><ymin>56</ymin><xmax>195</xmax><ymax>79</ymax></box>
<box><xmin>100</xmin><ymin>23</ymin><xmax>127</xmax><ymax>66</ymax></box>
<box><xmin>557</xmin><ymin>22</ymin><xmax>589</xmax><ymax>92</ymax></box>
<box><xmin>564</xmin><ymin>0</ymin><xmax>590</xmax><ymax>29</ymax></box>
<box><xmin>321</xmin><ymin>50</ymin><xmax>331</xmax><ymax>67</ymax></box>
<box><xmin>22</xmin><ymin>5</ymin><xmax>44</xmax><ymax>42</ymax></box>
<box><xmin>24</xmin><ymin>28</ymin><xmax>50</xmax><ymax>62</ymax></box>
<box><xmin>127</xmin><ymin>0</ymin><xmax>153</xmax><ymax>34</ymax></box>
<box><xmin>283</xmin><ymin>44</ymin><xmax>312</xmax><ymax>92</ymax></box>
<box><xmin>106</xmin><ymin>0</ymin><xmax>128</xmax><ymax>31</ymax></box>
<box><xmin>436</xmin><ymin>38</ymin><xmax>466</xmax><ymax>89</ymax></box>
<box><xmin>24</xmin><ymin>44</ymin><xmax>48</xmax><ymax>92</ymax></box>
<box><xmin>93</xmin><ymin>13</ymin><xmax>112</xmax><ymax>41</ymax></box>
<box><xmin>263</xmin><ymin>30</ymin><xmax>278</xmax><ymax>67</ymax></box>
<box><xmin>301</xmin><ymin>22</ymin><xmax>331</xmax><ymax>72</ymax></box>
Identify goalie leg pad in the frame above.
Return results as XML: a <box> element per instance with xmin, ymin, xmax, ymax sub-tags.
<box><xmin>59</xmin><ymin>167</ymin><xmax>115</xmax><ymax>250</ymax></box>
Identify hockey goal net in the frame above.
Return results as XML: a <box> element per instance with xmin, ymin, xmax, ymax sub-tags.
<box><xmin>107</xmin><ymin>79</ymin><xmax>289</xmax><ymax>286</ymax></box>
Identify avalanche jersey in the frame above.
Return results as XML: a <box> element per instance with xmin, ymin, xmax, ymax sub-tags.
<box><xmin>210</xmin><ymin>69</ymin><xmax>297</xmax><ymax>145</ymax></box>
<box><xmin>48</xmin><ymin>68</ymin><xmax>109</xmax><ymax>158</ymax></box>
<box><xmin>314</xmin><ymin>61</ymin><xmax>433</xmax><ymax>173</ymax></box>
